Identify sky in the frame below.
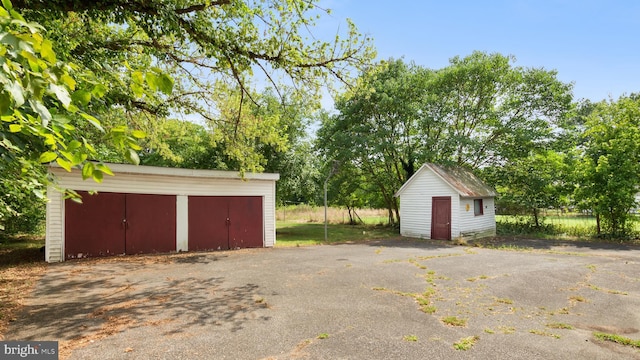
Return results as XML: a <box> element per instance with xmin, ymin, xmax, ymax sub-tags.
<box><xmin>317</xmin><ymin>0</ymin><xmax>640</xmax><ymax>103</ymax></box>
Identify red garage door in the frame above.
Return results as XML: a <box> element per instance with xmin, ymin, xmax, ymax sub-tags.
<box><xmin>125</xmin><ymin>194</ymin><xmax>176</xmax><ymax>254</ymax></box>
<box><xmin>188</xmin><ymin>196</ymin><xmax>263</xmax><ymax>251</ymax></box>
<box><xmin>65</xmin><ymin>191</ymin><xmax>126</xmax><ymax>259</ymax></box>
<box><xmin>65</xmin><ymin>192</ymin><xmax>176</xmax><ymax>259</ymax></box>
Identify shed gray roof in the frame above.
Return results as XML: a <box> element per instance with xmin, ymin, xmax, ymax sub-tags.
<box><xmin>395</xmin><ymin>163</ymin><xmax>497</xmax><ymax>198</ymax></box>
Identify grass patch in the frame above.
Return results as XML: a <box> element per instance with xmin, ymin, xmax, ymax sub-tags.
<box><xmin>0</xmin><ymin>235</ymin><xmax>47</xmax><ymax>338</ymax></box>
<box><xmin>530</xmin><ymin>329</ymin><xmax>561</xmax><ymax>339</ymax></box>
<box><xmin>453</xmin><ymin>336</ymin><xmax>479</xmax><ymax>350</ymax></box>
<box><xmin>498</xmin><ymin>326</ymin><xmax>516</xmax><ymax>334</ymax></box>
<box><xmin>276</xmin><ymin>222</ymin><xmax>397</xmax><ymax>247</ymax></box>
<box><xmin>403</xmin><ymin>334</ymin><xmax>418</xmax><ymax>342</ymax></box>
<box><xmin>374</xmin><ymin>286</ymin><xmax>438</xmax><ymax>314</ymax></box>
<box><xmin>495</xmin><ymin>297</ymin><xmax>514</xmax><ymax>305</ymax></box>
<box><xmin>546</xmin><ymin>322</ymin><xmax>574</xmax><ymax>330</ymax></box>
<box><xmin>441</xmin><ymin>316</ymin><xmax>467</xmax><ymax>327</ymax></box>
<box><xmin>593</xmin><ymin>332</ymin><xmax>640</xmax><ymax>348</ymax></box>
<box><xmin>317</xmin><ymin>333</ymin><xmax>329</xmax><ymax>339</ymax></box>
<box><xmin>569</xmin><ymin>295</ymin><xmax>587</xmax><ymax>303</ymax></box>
<box><xmin>587</xmin><ymin>284</ymin><xmax>628</xmax><ymax>295</ymax></box>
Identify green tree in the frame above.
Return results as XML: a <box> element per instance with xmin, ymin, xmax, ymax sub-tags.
<box><xmin>0</xmin><ymin>1</ymin><xmax>140</xmax><ymax>230</ymax></box>
<box><xmin>317</xmin><ymin>59</ymin><xmax>430</xmax><ymax>225</ymax></box>
<box><xmin>2</xmin><ymin>1</ymin><xmax>374</xmax><ymax>230</ymax></box>
<box><xmin>573</xmin><ymin>96</ymin><xmax>640</xmax><ymax>236</ymax></box>
<box><xmin>485</xmin><ymin>150</ymin><xmax>568</xmax><ymax>227</ymax></box>
<box><xmin>317</xmin><ymin>53</ymin><xmax>573</xmax><ymax>224</ymax></box>
<box><xmin>426</xmin><ymin>51</ymin><xmax>572</xmax><ymax>168</ymax></box>
<box><xmin>16</xmin><ymin>0</ymin><xmax>375</xmax><ymax>171</ymax></box>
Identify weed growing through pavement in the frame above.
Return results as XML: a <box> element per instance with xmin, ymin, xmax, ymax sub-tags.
<box><xmin>453</xmin><ymin>336</ymin><xmax>479</xmax><ymax>350</ymax></box>
<box><xmin>593</xmin><ymin>332</ymin><xmax>640</xmax><ymax>348</ymax></box>
<box><xmin>569</xmin><ymin>295</ymin><xmax>587</xmax><ymax>303</ymax></box>
<box><xmin>498</xmin><ymin>326</ymin><xmax>516</xmax><ymax>334</ymax></box>
<box><xmin>495</xmin><ymin>298</ymin><xmax>514</xmax><ymax>305</ymax></box>
<box><xmin>317</xmin><ymin>333</ymin><xmax>329</xmax><ymax>339</ymax></box>
<box><xmin>441</xmin><ymin>316</ymin><xmax>467</xmax><ymax>327</ymax></box>
<box><xmin>373</xmin><ymin>286</ymin><xmax>438</xmax><ymax>314</ymax></box>
<box><xmin>588</xmin><ymin>284</ymin><xmax>628</xmax><ymax>295</ymax></box>
<box><xmin>403</xmin><ymin>335</ymin><xmax>418</xmax><ymax>342</ymax></box>
<box><xmin>546</xmin><ymin>323</ymin><xmax>574</xmax><ymax>330</ymax></box>
<box><xmin>529</xmin><ymin>329</ymin><xmax>561</xmax><ymax>339</ymax></box>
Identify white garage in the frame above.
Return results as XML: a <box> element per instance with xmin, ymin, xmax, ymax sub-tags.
<box><xmin>45</xmin><ymin>163</ymin><xmax>279</xmax><ymax>262</ymax></box>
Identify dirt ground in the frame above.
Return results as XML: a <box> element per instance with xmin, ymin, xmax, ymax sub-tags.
<box><xmin>5</xmin><ymin>238</ymin><xmax>640</xmax><ymax>359</ymax></box>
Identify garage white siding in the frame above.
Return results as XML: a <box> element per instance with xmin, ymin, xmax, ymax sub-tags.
<box><xmin>45</xmin><ymin>188</ymin><xmax>64</xmax><ymax>262</ymax></box>
<box><xmin>46</xmin><ymin>164</ymin><xmax>279</xmax><ymax>262</ymax></box>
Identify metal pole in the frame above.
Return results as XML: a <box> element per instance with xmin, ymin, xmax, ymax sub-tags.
<box><xmin>324</xmin><ymin>161</ymin><xmax>339</xmax><ymax>242</ymax></box>
<box><xmin>324</xmin><ymin>179</ymin><xmax>328</xmax><ymax>241</ymax></box>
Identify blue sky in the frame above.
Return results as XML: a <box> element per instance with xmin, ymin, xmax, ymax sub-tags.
<box><xmin>319</xmin><ymin>0</ymin><xmax>640</xmax><ymax>102</ymax></box>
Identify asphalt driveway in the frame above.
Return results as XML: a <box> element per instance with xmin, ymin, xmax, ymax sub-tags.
<box><xmin>7</xmin><ymin>238</ymin><xmax>640</xmax><ymax>359</ymax></box>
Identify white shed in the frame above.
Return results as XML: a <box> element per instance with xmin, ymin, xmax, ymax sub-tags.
<box><xmin>395</xmin><ymin>163</ymin><xmax>497</xmax><ymax>241</ymax></box>
<box><xmin>46</xmin><ymin>163</ymin><xmax>279</xmax><ymax>262</ymax></box>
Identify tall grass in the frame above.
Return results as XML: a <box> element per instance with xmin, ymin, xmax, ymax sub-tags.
<box><xmin>496</xmin><ymin>214</ymin><xmax>640</xmax><ymax>241</ymax></box>
<box><xmin>276</xmin><ymin>204</ymin><xmax>389</xmax><ymax>225</ymax></box>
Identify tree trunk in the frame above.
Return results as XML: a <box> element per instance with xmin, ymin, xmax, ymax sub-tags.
<box><xmin>347</xmin><ymin>206</ymin><xmax>355</xmax><ymax>225</ymax></box>
<box><xmin>393</xmin><ymin>198</ymin><xmax>401</xmax><ymax>225</ymax></box>
<box><xmin>533</xmin><ymin>208</ymin><xmax>540</xmax><ymax>228</ymax></box>
<box><xmin>596</xmin><ymin>213</ymin><xmax>601</xmax><ymax>235</ymax></box>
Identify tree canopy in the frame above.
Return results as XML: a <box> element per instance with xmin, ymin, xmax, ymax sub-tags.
<box><xmin>572</xmin><ymin>95</ymin><xmax>640</xmax><ymax>235</ymax></box>
<box><xmin>317</xmin><ymin>53</ymin><xmax>574</xmax><ymax>224</ymax></box>
<box><xmin>0</xmin><ymin>0</ymin><xmax>374</xmax><ymax>230</ymax></box>
<box><xmin>15</xmin><ymin>0</ymin><xmax>375</xmax><ymax>171</ymax></box>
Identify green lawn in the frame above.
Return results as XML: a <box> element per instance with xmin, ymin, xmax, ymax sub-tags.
<box><xmin>276</xmin><ymin>221</ymin><xmax>399</xmax><ymax>247</ymax></box>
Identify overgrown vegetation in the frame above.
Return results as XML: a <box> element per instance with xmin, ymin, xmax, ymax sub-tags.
<box><xmin>496</xmin><ymin>214</ymin><xmax>640</xmax><ymax>242</ymax></box>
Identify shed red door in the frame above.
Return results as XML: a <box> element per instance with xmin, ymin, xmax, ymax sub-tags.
<box><xmin>431</xmin><ymin>196</ymin><xmax>451</xmax><ymax>240</ymax></box>
<box><xmin>188</xmin><ymin>196</ymin><xmax>263</xmax><ymax>251</ymax></box>
<box><xmin>65</xmin><ymin>191</ymin><xmax>126</xmax><ymax>259</ymax></box>
<box><xmin>125</xmin><ymin>194</ymin><xmax>176</xmax><ymax>254</ymax></box>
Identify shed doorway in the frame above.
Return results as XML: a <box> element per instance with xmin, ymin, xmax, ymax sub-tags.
<box><xmin>64</xmin><ymin>191</ymin><xmax>176</xmax><ymax>259</ymax></box>
<box><xmin>431</xmin><ymin>196</ymin><xmax>451</xmax><ymax>240</ymax></box>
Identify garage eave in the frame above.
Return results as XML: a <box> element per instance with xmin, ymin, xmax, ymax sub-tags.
<box><xmin>49</xmin><ymin>162</ymin><xmax>280</xmax><ymax>181</ymax></box>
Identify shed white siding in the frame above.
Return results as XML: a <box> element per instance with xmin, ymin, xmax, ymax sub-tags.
<box><xmin>46</xmin><ymin>164</ymin><xmax>278</xmax><ymax>262</ymax></box>
<box><xmin>398</xmin><ymin>169</ymin><xmax>460</xmax><ymax>239</ymax></box>
<box><xmin>458</xmin><ymin>197</ymin><xmax>496</xmax><ymax>238</ymax></box>
<box><xmin>396</xmin><ymin>163</ymin><xmax>496</xmax><ymax>240</ymax></box>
